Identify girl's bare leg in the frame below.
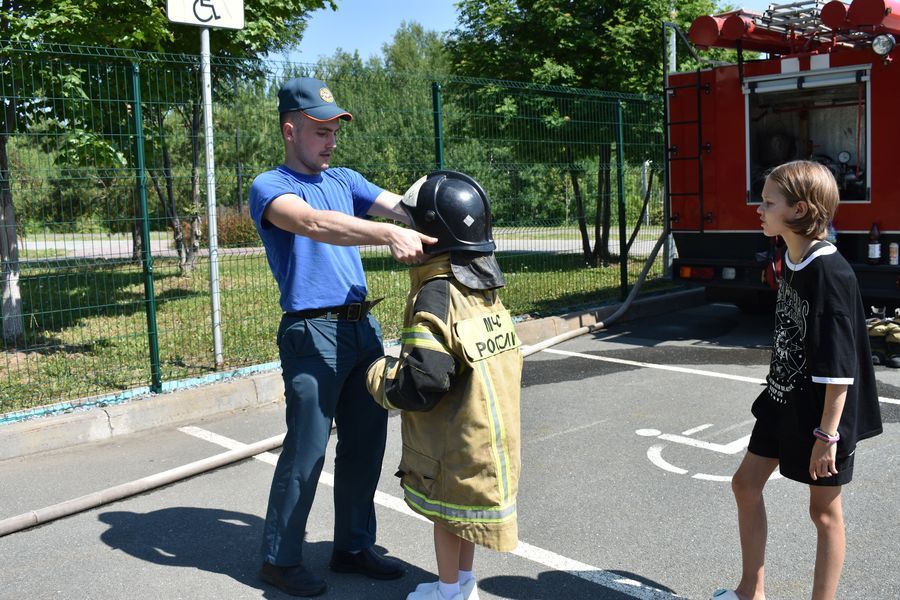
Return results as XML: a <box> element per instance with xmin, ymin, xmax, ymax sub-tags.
<box><xmin>809</xmin><ymin>486</ymin><xmax>844</xmax><ymax>600</ymax></box>
<box><xmin>731</xmin><ymin>451</ymin><xmax>778</xmax><ymax>600</ymax></box>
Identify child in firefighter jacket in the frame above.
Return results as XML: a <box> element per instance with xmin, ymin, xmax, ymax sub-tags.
<box><xmin>366</xmin><ymin>171</ymin><xmax>522</xmax><ymax>600</ymax></box>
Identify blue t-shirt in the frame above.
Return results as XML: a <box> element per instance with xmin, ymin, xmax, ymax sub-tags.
<box><xmin>249</xmin><ymin>165</ymin><xmax>384</xmax><ymax>311</ymax></box>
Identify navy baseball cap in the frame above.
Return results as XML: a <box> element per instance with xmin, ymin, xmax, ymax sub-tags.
<box><xmin>277</xmin><ymin>77</ymin><xmax>352</xmax><ymax>121</ymax></box>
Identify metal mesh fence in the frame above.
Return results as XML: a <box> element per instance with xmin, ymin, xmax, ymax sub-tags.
<box><xmin>0</xmin><ymin>43</ymin><xmax>666</xmax><ymax>416</ymax></box>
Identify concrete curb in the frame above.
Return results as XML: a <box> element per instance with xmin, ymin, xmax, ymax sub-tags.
<box><xmin>514</xmin><ymin>287</ymin><xmax>705</xmax><ymax>346</ymax></box>
<box><xmin>0</xmin><ymin>288</ymin><xmax>705</xmax><ymax>462</ymax></box>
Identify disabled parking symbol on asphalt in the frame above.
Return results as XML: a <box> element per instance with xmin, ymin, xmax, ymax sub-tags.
<box><xmin>635</xmin><ymin>423</ymin><xmax>781</xmax><ymax>482</ymax></box>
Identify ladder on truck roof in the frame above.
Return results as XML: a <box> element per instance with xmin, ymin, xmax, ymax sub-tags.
<box><xmin>699</xmin><ymin>1</ymin><xmax>870</xmax><ymax>55</ymax></box>
<box><xmin>762</xmin><ymin>1</ymin><xmax>830</xmax><ymax>36</ymax></box>
<box><xmin>662</xmin><ymin>22</ymin><xmax>712</xmax><ymax>233</ymax></box>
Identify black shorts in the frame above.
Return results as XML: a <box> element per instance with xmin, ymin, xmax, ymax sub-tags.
<box><xmin>748</xmin><ymin>414</ymin><xmax>854</xmax><ymax>486</ymax></box>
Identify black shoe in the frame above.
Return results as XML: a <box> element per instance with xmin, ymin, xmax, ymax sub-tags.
<box><xmin>329</xmin><ymin>547</ymin><xmax>406</xmax><ymax>580</ymax></box>
<box><xmin>259</xmin><ymin>562</ymin><xmax>327</xmax><ymax>597</ymax></box>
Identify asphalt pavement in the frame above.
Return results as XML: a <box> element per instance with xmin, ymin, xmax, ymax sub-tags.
<box><xmin>1</xmin><ymin>302</ymin><xmax>897</xmax><ymax>600</ymax></box>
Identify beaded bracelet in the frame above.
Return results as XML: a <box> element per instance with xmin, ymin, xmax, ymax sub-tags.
<box><xmin>813</xmin><ymin>427</ymin><xmax>840</xmax><ymax>444</ymax></box>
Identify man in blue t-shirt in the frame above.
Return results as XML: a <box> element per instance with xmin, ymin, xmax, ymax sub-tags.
<box><xmin>249</xmin><ymin>76</ymin><xmax>436</xmax><ymax>598</ymax></box>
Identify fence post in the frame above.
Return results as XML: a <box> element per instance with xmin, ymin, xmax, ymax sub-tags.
<box><xmin>432</xmin><ymin>82</ymin><xmax>444</xmax><ymax>170</ymax></box>
<box><xmin>615</xmin><ymin>101</ymin><xmax>628</xmax><ymax>300</ymax></box>
<box><xmin>130</xmin><ymin>62</ymin><xmax>162</xmax><ymax>393</ymax></box>
<box><xmin>234</xmin><ymin>77</ymin><xmax>243</xmax><ymax>214</ymax></box>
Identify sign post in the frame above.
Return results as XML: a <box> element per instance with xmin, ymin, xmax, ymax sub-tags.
<box><xmin>166</xmin><ymin>1</ymin><xmax>244</xmax><ymax>368</ymax></box>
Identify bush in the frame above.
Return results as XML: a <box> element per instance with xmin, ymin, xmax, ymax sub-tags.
<box><xmin>186</xmin><ymin>209</ymin><xmax>261</xmax><ymax>248</ymax></box>
<box><xmin>216</xmin><ymin>209</ymin><xmax>260</xmax><ymax>247</ymax></box>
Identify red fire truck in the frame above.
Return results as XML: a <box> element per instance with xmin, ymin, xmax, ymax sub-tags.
<box><xmin>665</xmin><ymin>0</ymin><xmax>900</xmax><ymax>311</ymax></box>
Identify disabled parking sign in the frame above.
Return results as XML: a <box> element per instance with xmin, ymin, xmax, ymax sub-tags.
<box><xmin>166</xmin><ymin>0</ymin><xmax>244</xmax><ymax>30</ymax></box>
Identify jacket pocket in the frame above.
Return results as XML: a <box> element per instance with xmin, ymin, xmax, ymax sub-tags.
<box><xmin>399</xmin><ymin>445</ymin><xmax>440</xmax><ymax>499</ymax></box>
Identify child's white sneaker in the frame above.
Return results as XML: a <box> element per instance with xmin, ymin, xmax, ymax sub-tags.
<box><xmin>406</xmin><ymin>583</ymin><xmax>463</xmax><ymax>600</ymax></box>
<box><xmin>410</xmin><ymin>579</ymin><xmax>478</xmax><ymax>599</ymax></box>
<box><xmin>711</xmin><ymin>590</ymin><xmax>740</xmax><ymax>600</ymax></box>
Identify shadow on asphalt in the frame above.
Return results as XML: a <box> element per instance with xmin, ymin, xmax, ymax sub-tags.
<box><xmin>99</xmin><ymin>507</ymin><xmax>275</xmax><ymax>595</ymax></box>
<box><xmin>481</xmin><ymin>568</ymin><xmax>679</xmax><ymax>599</ymax></box>
<box><xmin>97</xmin><ymin>507</ymin><xmax>432</xmax><ymax>598</ymax></box>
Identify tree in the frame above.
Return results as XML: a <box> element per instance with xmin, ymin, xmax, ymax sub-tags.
<box><xmin>448</xmin><ymin>0</ymin><xmax>724</xmax><ymax>94</ymax></box>
<box><xmin>382</xmin><ymin>21</ymin><xmax>450</xmax><ymax>75</ymax></box>
<box><xmin>0</xmin><ymin>0</ymin><xmax>334</xmax><ymax>342</ymax></box>
<box><xmin>446</xmin><ymin>0</ymin><xmax>722</xmax><ymax>263</ymax></box>
<box><xmin>313</xmin><ymin>22</ymin><xmax>451</xmax><ymax>194</ymax></box>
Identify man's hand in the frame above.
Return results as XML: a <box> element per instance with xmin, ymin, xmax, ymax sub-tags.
<box><xmin>386</xmin><ymin>225</ymin><xmax>437</xmax><ymax>264</ymax></box>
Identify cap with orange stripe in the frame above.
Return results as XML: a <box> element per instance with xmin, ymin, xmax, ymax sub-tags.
<box><xmin>277</xmin><ymin>77</ymin><xmax>353</xmax><ymax>122</ymax></box>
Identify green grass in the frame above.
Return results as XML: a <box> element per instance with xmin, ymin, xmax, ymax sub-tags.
<box><xmin>494</xmin><ymin>226</ymin><xmax>664</xmax><ymax>242</ymax></box>
<box><xmin>0</xmin><ymin>249</ymin><xmax>671</xmax><ymax>413</ymax></box>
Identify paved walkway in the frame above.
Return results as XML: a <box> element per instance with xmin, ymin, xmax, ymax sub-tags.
<box><xmin>1</xmin><ymin>302</ymin><xmax>897</xmax><ymax>599</ymax></box>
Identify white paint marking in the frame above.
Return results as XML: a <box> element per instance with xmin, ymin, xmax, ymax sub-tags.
<box><xmin>636</xmin><ymin>428</ymin><xmax>662</xmax><ymax>437</ymax></box>
<box><xmin>531</xmin><ymin>419</ymin><xmax>607</xmax><ymax>443</ymax></box>
<box><xmin>542</xmin><ymin>348</ymin><xmax>766</xmax><ymax>384</ymax></box>
<box><xmin>647</xmin><ymin>445</ymin><xmax>688</xmax><ymax>475</ymax></box>
<box><xmin>513</xmin><ymin>540</ymin><xmax>684</xmax><ymax>598</ymax></box>
<box><xmin>541</xmin><ymin>348</ymin><xmax>899</xmax><ymax>407</ymax></box>
<box><xmin>691</xmin><ymin>473</ymin><xmax>733</xmax><ymax>482</ymax></box>
<box><xmin>692</xmin><ymin>472</ymin><xmax>783</xmax><ymax>483</ymax></box>
<box><xmin>712</xmin><ymin>419</ymin><xmax>757</xmax><ymax>437</ymax></box>
<box><xmin>657</xmin><ymin>433</ymin><xmax>750</xmax><ymax>455</ymax></box>
<box><xmin>179</xmin><ymin>427</ymin><xmax>681</xmax><ymax>599</ymax></box>
<box><xmin>681</xmin><ymin>423</ymin><xmax>713</xmax><ymax>436</ymax></box>
<box><xmin>178</xmin><ymin>426</ymin><xmax>279</xmax><ymax>465</ymax></box>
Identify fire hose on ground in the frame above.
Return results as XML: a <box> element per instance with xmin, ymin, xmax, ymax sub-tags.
<box><xmin>0</xmin><ymin>231</ymin><xmax>669</xmax><ymax>538</ymax></box>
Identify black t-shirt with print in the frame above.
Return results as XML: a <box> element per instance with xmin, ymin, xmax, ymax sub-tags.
<box><xmin>753</xmin><ymin>241</ymin><xmax>883</xmax><ymax>455</ymax></box>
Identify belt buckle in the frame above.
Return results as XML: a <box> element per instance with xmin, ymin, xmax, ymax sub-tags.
<box><xmin>346</xmin><ymin>303</ymin><xmax>363</xmax><ymax>321</ymax></box>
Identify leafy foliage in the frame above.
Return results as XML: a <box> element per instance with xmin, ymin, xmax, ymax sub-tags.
<box><xmin>207</xmin><ymin>208</ymin><xmax>261</xmax><ymax>248</ymax></box>
<box><xmin>1</xmin><ymin>0</ymin><xmax>337</xmax><ymax>56</ymax></box>
<box><xmin>447</xmin><ymin>0</ymin><xmax>722</xmax><ymax>95</ymax></box>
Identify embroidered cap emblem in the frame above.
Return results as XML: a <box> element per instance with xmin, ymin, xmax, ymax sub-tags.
<box><xmin>319</xmin><ymin>87</ymin><xmax>335</xmax><ymax>103</ymax></box>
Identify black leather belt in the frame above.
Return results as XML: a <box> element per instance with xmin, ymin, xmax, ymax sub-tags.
<box><xmin>283</xmin><ymin>298</ymin><xmax>383</xmax><ymax>321</ymax></box>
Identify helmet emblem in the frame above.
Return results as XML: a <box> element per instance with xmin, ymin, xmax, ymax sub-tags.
<box><xmin>463</xmin><ymin>215</ymin><xmax>475</xmax><ymax>227</ymax></box>
<box><xmin>319</xmin><ymin>87</ymin><xmax>335</xmax><ymax>103</ymax></box>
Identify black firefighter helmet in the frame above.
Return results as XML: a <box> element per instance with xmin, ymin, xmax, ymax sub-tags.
<box><xmin>401</xmin><ymin>170</ymin><xmax>505</xmax><ymax>290</ymax></box>
<box><xmin>401</xmin><ymin>170</ymin><xmax>495</xmax><ymax>254</ymax></box>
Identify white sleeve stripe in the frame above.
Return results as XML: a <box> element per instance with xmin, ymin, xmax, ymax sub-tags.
<box><xmin>811</xmin><ymin>376</ymin><xmax>854</xmax><ymax>385</ymax></box>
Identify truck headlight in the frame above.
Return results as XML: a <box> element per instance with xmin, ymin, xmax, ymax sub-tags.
<box><xmin>873</xmin><ymin>34</ymin><xmax>895</xmax><ymax>57</ymax></box>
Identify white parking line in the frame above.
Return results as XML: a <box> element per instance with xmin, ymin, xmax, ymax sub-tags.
<box><xmin>179</xmin><ymin>426</ymin><xmax>683</xmax><ymax>600</ymax></box>
<box><xmin>681</xmin><ymin>423</ymin><xmax>713</xmax><ymax>436</ymax></box>
<box><xmin>542</xmin><ymin>348</ymin><xmax>766</xmax><ymax>383</ymax></box>
<box><xmin>178</xmin><ymin>426</ymin><xmax>415</xmax><ymax>518</ymax></box>
<box><xmin>541</xmin><ymin>348</ymin><xmax>900</xmax><ymax>405</ymax></box>
<box><xmin>530</xmin><ymin>419</ymin><xmax>608</xmax><ymax>443</ymax></box>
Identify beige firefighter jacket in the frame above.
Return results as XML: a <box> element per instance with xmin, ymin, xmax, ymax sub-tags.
<box><xmin>366</xmin><ymin>254</ymin><xmax>522</xmax><ymax>551</ymax></box>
